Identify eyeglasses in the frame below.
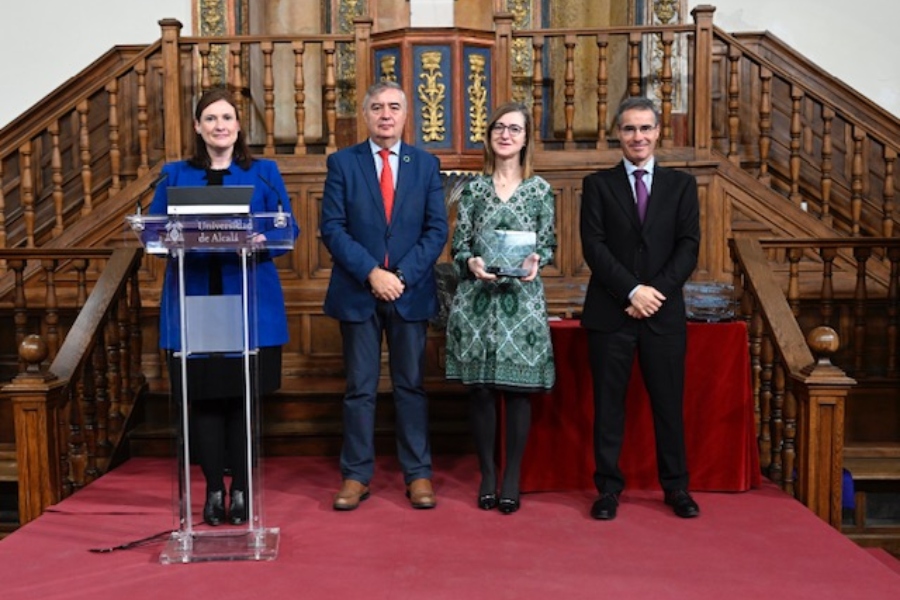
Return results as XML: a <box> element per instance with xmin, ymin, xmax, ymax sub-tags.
<box><xmin>491</xmin><ymin>123</ymin><xmax>525</xmax><ymax>136</ymax></box>
<box><xmin>619</xmin><ymin>124</ymin><xmax>658</xmax><ymax>136</ymax></box>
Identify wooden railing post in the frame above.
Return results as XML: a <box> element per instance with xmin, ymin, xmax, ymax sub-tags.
<box><xmin>159</xmin><ymin>19</ymin><xmax>184</xmax><ymax>163</ymax></box>
<box><xmin>493</xmin><ymin>13</ymin><xmax>514</xmax><ymax>105</ymax></box>
<box><xmin>2</xmin><ymin>335</ymin><xmax>67</xmax><ymax>525</ymax></box>
<box><xmin>793</xmin><ymin>326</ymin><xmax>855</xmax><ymax>529</ymax></box>
<box><xmin>354</xmin><ymin>17</ymin><xmax>374</xmax><ymax>144</ymax></box>
<box><xmin>691</xmin><ymin>5</ymin><xmax>715</xmax><ymax>159</ymax></box>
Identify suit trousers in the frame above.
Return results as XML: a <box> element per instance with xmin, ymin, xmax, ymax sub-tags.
<box><xmin>587</xmin><ymin>320</ymin><xmax>689</xmax><ymax>493</ymax></box>
<box><xmin>339</xmin><ymin>301</ymin><xmax>432</xmax><ymax>485</ymax></box>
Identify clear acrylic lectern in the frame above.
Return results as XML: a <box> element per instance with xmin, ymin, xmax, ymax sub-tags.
<box><xmin>126</xmin><ymin>208</ymin><xmax>294</xmax><ymax>564</ymax></box>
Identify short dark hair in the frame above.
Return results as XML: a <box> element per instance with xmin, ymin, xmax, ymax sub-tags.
<box><xmin>189</xmin><ymin>88</ymin><xmax>253</xmax><ymax>170</ymax></box>
<box><xmin>615</xmin><ymin>97</ymin><xmax>659</xmax><ymax>128</ymax></box>
<box><xmin>483</xmin><ymin>102</ymin><xmax>534</xmax><ymax>179</ymax></box>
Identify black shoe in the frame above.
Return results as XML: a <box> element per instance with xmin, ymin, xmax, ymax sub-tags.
<box><xmin>590</xmin><ymin>492</ymin><xmax>620</xmax><ymax>520</ymax></box>
<box><xmin>229</xmin><ymin>489</ymin><xmax>247</xmax><ymax>525</ymax></box>
<box><xmin>498</xmin><ymin>497</ymin><xmax>520</xmax><ymax>514</ymax></box>
<box><xmin>664</xmin><ymin>489</ymin><xmax>700</xmax><ymax>518</ymax></box>
<box><xmin>203</xmin><ymin>490</ymin><xmax>226</xmax><ymax>526</ymax></box>
<box><xmin>478</xmin><ymin>493</ymin><xmax>498</xmax><ymax>510</ymax></box>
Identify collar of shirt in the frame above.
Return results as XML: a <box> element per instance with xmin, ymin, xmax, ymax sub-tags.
<box><xmin>623</xmin><ymin>157</ymin><xmax>655</xmax><ymax>196</ymax></box>
<box><xmin>370</xmin><ymin>139</ymin><xmax>401</xmax><ymax>185</ymax></box>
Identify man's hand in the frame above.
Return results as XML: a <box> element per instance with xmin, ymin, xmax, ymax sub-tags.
<box><xmin>368</xmin><ymin>267</ymin><xmax>404</xmax><ymax>301</ymax></box>
<box><xmin>629</xmin><ymin>284</ymin><xmax>666</xmax><ymax>318</ymax></box>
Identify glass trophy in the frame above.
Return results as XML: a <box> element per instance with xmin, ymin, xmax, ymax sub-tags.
<box><xmin>479</xmin><ymin>229</ymin><xmax>536</xmax><ymax>278</ymax></box>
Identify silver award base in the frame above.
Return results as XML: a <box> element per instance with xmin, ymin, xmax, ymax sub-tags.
<box><xmin>159</xmin><ymin>527</ymin><xmax>280</xmax><ymax>564</ymax></box>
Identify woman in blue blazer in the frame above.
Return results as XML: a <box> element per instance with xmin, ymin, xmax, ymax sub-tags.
<box><xmin>148</xmin><ymin>88</ymin><xmax>299</xmax><ymax>526</ymax></box>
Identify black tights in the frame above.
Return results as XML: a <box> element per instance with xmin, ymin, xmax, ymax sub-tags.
<box><xmin>469</xmin><ymin>386</ymin><xmax>531</xmax><ymax>500</ymax></box>
<box><xmin>192</xmin><ymin>397</ymin><xmax>248</xmax><ymax>494</ymax></box>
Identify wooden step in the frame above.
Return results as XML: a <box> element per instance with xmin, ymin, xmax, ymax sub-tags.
<box><xmin>844</xmin><ymin>443</ymin><xmax>900</xmax><ymax>482</ymax></box>
<box><xmin>0</xmin><ymin>443</ymin><xmax>17</xmax><ymax>483</ymax></box>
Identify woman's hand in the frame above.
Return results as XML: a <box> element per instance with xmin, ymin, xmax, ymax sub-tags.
<box><xmin>519</xmin><ymin>253</ymin><xmax>541</xmax><ymax>282</ymax></box>
<box><xmin>467</xmin><ymin>256</ymin><xmax>497</xmax><ymax>281</ymax></box>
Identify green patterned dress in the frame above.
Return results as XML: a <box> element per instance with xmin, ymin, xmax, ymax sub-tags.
<box><xmin>445</xmin><ymin>175</ymin><xmax>556</xmax><ymax>391</ymax></box>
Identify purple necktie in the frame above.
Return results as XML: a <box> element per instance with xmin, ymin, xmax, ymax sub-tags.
<box><xmin>634</xmin><ymin>169</ymin><xmax>649</xmax><ymax>223</ymax></box>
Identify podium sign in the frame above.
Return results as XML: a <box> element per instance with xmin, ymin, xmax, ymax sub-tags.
<box><xmin>126</xmin><ymin>210</ymin><xmax>294</xmax><ymax>563</ymax></box>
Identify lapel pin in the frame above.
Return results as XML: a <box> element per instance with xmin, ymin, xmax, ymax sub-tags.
<box><xmin>403</xmin><ymin>155</ymin><xmax>411</xmax><ymax>163</ymax></box>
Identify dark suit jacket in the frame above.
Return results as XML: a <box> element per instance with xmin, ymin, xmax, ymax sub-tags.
<box><xmin>580</xmin><ymin>161</ymin><xmax>700</xmax><ymax>334</ymax></box>
<box><xmin>320</xmin><ymin>141</ymin><xmax>448</xmax><ymax>322</ymax></box>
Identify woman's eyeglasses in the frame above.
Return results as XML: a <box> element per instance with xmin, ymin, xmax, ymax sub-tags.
<box><xmin>491</xmin><ymin>123</ymin><xmax>525</xmax><ymax>136</ymax></box>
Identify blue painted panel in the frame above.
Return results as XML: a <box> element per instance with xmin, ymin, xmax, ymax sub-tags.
<box><xmin>373</xmin><ymin>47</ymin><xmax>402</xmax><ymax>87</ymax></box>
<box><xmin>462</xmin><ymin>45</ymin><xmax>492</xmax><ymax>152</ymax></box>
<box><xmin>412</xmin><ymin>45</ymin><xmax>452</xmax><ymax>150</ymax></box>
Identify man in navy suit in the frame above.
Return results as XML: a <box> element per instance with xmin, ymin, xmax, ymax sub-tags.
<box><xmin>580</xmin><ymin>97</ymin><xmax>701</xmax><ymax>520</ymax></box>
<box><xmin>320</xmin><ymin>81</ymin><xmax>448</xmax><ymax>510</ymax></box>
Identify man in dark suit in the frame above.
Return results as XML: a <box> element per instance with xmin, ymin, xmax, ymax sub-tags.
<box><xmin>320</xmin><ymin>81</ymin><xmax>448</xmax><ymax>511</ymax></box>
<box><xmin>580</xmin><ymin>96</ymin><xmax>701</xmax><ymax>520</ymax></box>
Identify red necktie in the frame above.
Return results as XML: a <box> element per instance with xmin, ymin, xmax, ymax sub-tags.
<box><xmin>379</xmin><ymin>148</ymin><xmax>394</xmax><ymax>223</ymax></box>
<box><xmin>634</xmin><ymin>168</ymin><xmax>649</xmax><ymax>223</ymax></box>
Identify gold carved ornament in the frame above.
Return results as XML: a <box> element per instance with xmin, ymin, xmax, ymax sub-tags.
<box><xmin>418</xmin><ymin>51</ymin><xmax>446</xmax><ymax>143</ymax></box>
<box><xmin>380</xmin><ymin>55</ymin><xmax>398</xmax><ymax>83</ymax></box>
<box><xmin>467</xmin><ymin>54</ymin><xmax>488</xmax><ymax>143</ymax></box>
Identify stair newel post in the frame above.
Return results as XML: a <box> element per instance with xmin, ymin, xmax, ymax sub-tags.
<box><xmin>2</xmin><ymin>335</ymin><xmax>66</xmax><ymax>525</ymax></box>
<box><xmin>353</xmin><ymin>17</ymin><xmax>374</xmax><ymax>145</ymax></box>
<box><xmin>690</xmin><ymin>5</ymin><xmax>715</xmax><ymax>159</ymax></box>
<box><xmin>159</xmin><ymin>19</ymin><xmax>184</xmax><ymax>163</ymax></box>
<box><xmin>794</xmin><ymin>326</ymin><xmax>855</xmax><ymax>529</ymax></box>
<box><xmin>493</xmin><ymin>13</ymin><xmax>514</xmax><ymax>105</ymax></box>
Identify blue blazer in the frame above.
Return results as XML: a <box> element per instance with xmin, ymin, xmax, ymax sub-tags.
<box><xmin>320</xmin><ymin>141</ymin><xmax>448</xmax><ymax>322</ymax></box>
<box><xmin>147</xmin><ymin>159</ymin><xmax>300</xmax><ymax>350</ymax></box>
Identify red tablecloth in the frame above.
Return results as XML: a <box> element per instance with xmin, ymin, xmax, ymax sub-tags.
<box><xmin>519</xmin><ymin>319</ymin><xmax>761</xmax><ymax>492</ymax></box>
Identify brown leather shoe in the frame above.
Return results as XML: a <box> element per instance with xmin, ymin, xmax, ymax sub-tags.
<box><xmin>333</xmin><ymin>479</ymin><xmax>370</xmax><ymax>511</ymax></box>
<box><xmin>406</xmin><ymin>478</ymin><xmax>437</xmax><ymax>509</ymax></box>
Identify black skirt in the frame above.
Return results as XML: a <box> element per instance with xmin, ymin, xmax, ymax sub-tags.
<box><xmin>167</xmin><ymin>346</ymin><xmax>282</xmax><ymax>402</ymax></box>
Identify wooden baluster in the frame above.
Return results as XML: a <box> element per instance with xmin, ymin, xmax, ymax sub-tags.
<box><xmin>324</xmin><ymin>40</ymin><xmax>338</xmax><ymax>154</ymax></box>
<box><xmin>49</xmin><ymin>121</ymin><xmax>64</xmax><ymax>238</ymax></box>
<box><xmin>292</xmin><ymin>41</ymin><xmax>307</xmax><ymax>155</ymax></box>
<box><xmin>819</xmin><ymin>247</ymin><xmax>836</xmax><ymax>327</ymax></box>
<box><xmin>106</xmin><ymin>79</ymin><xmax>121</xmax><ymax>194</ymax></box>
<box><xmin>850</xmin><ymin>126</ymin><xmax>865</xmax><ymax>235</ymax></box>
<box><xmin>759</xmin><ymin>331</ymin><xmax>774</xmax><ymax>475</ymax></box>
<box><xmin>59</xmin><ymin>384</ymin><xmax>75</xmax><ymax>497</ymax></box>
<box><xmin>136</xmin><ymin>59</ymin><xmax>149</xmax><ymax>176</ymax></box>
<box><xmin>41</xmin><ymin>259</ymin><xmax>60</xmax><ymax>361</ymax></box>
<box><xmin>10</xmin><ymin>259</ymin><xmax>27</xmax><ymax>371</ymax></box>
<box><xmin>21</xmin><ymin>141</ymin><xmax>35</xmax><ymax>247</ymax></box>
<box><xmin>628</xmin><ymin>32</ymin><xmax>641</xmax><ymax>97</ymax></box>
<box><xmin>128</xmin><ymin>268</ymin><xmax>143</xmax><ymax>402</ymax></box>
<box><xmin>563</xmin><ymin>35</ymin><xmax>576</xmax><ymax>148</ymax></box>
<box><xmin>0</xmin><ymin>156</ymin><xmax>6</xmax><ymax>270</ymax></box>
<box><xmin>230</xmin><ymin>43</ymin><xmax>244</xmax><ymax>119</ymax></box>
<box><xmin>769</xmin><ymin>360</ymin><xmax>785</xmax><ymax>486</ymax></box>
<box><xmin>852</xmin><ymin>246</ymin><xmax>871</xmax><ymax>377</ymax></box>
<box><xmin>85</xmin><ymin>337</ymin><xmax>106</xmax><ymax>482</ymax></box>
<box><xmin>69</xmin><ymin>360</ymin><xmax>88</xmax><ymax>492</ymax></box>
<box><xmin>111</xmin><ymin>288</ymin><xmax>129</xmax><ymax>430</ymax></box>
<box><xmin>73</xmin><ymin>258</ymin><xmax>89</xmax><ymax>308</ymax></box>
<box><xmin>199</xmin><ymin>42</ymin><xmax>212</xmax><ymax>92</ymax></box>
<box><xmin>887</xmin><ymin>246</ymin><xmax>900</xmax><ymax>378</ymax></box>
<box><xmin>782</xmin><ymin>382</ymin><xmax>797</xmax><ymax>497</ymax></box>
<box><xmin>531</xmin><ymin>35</ymin><xmax>545</xmax><ymax>150</ymax></box>
<box><xmin>820</xmin><ymin>107</ymin><xmax>834</xmax><ymax>227</ymax></box>
<box><xmin>749</xmin><ymin>301</ymin><xmax>763</xmax><ymax>457</ymax></box>
<box><xmin>262</xmin><ymin>42</ymin><xmax>276</xmax><ymax>156</ymax></box>
<box><xmin>595</xmin><ymin>33</ymin><xmax>608</xmax><ymax>150</ymax></box>
<box><xmin>787</xmin><ymin>247</ymin><xmax>803</xmax><ymax>317</ymax></box>
<box><xmin>659</xmin><ymin>31</ymin><xmax>674</xmax><ymax>148</ymax></box>
<box><xmin>78</xmin><ymin>100</ymin><xmax>94</xmax><ymax>216</ymax></box>
<box><xmin>727</xmin><ymin>45</ymin><xmax>741</xmax><ymax>164</ymax></box>
<box><xmin>96</xmin><ymin>314</ymin><xmax>116</xmax><ymax>462</ymax></box>
<box><xmin>757</xmin><ymin>67</ymin><xmax>772</xmax><ymax>184</ymax></box>
<box><xmin>789</xmin><ymin>85</ymin><xmax>804</xmax><ymax>208</ymax></box>
<box><xmin>883</xmin><ymin>147</ymin><xmax>896</xmax><ymax>237</ymax></box>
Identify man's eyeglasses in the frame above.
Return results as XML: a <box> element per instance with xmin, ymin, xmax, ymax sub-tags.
<box><xmin>619</xmin><ymin>124</ymin><xmax>657</xmax><ymax>136</ymax></box>
<box><xmin>491</xmin><ymin>123</ymin><xmax>525</xmax><ymax>136</ymax></box>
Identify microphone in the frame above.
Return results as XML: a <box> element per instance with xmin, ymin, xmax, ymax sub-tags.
<box><xmin>258</xmin><ymin>174</ymin><xmax>288</xmax><ymax>229</ymax></box>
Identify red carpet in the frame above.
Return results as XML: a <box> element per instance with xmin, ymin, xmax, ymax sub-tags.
<box><xmin>0</xmin><ymin>456</ymin><xmax>897</xmax><ymax>599</ymax></box>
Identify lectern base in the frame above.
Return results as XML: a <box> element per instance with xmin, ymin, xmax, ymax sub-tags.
<box><xmin>159</xmin><ymin>527</ymin><xmax>280</xmax><ymax>564</ymax></box>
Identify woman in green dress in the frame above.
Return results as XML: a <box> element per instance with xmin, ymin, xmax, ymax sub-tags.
<box><xmin>445</xmin><ymin>102</ymin><xmax>556</xmax><ymax>514</ymax></box>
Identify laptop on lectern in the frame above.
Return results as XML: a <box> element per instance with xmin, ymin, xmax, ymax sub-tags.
<box><xmin>167</xmin><ymin>185</ymin><xmax>254</xmax><ymax>215</ymax></box>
